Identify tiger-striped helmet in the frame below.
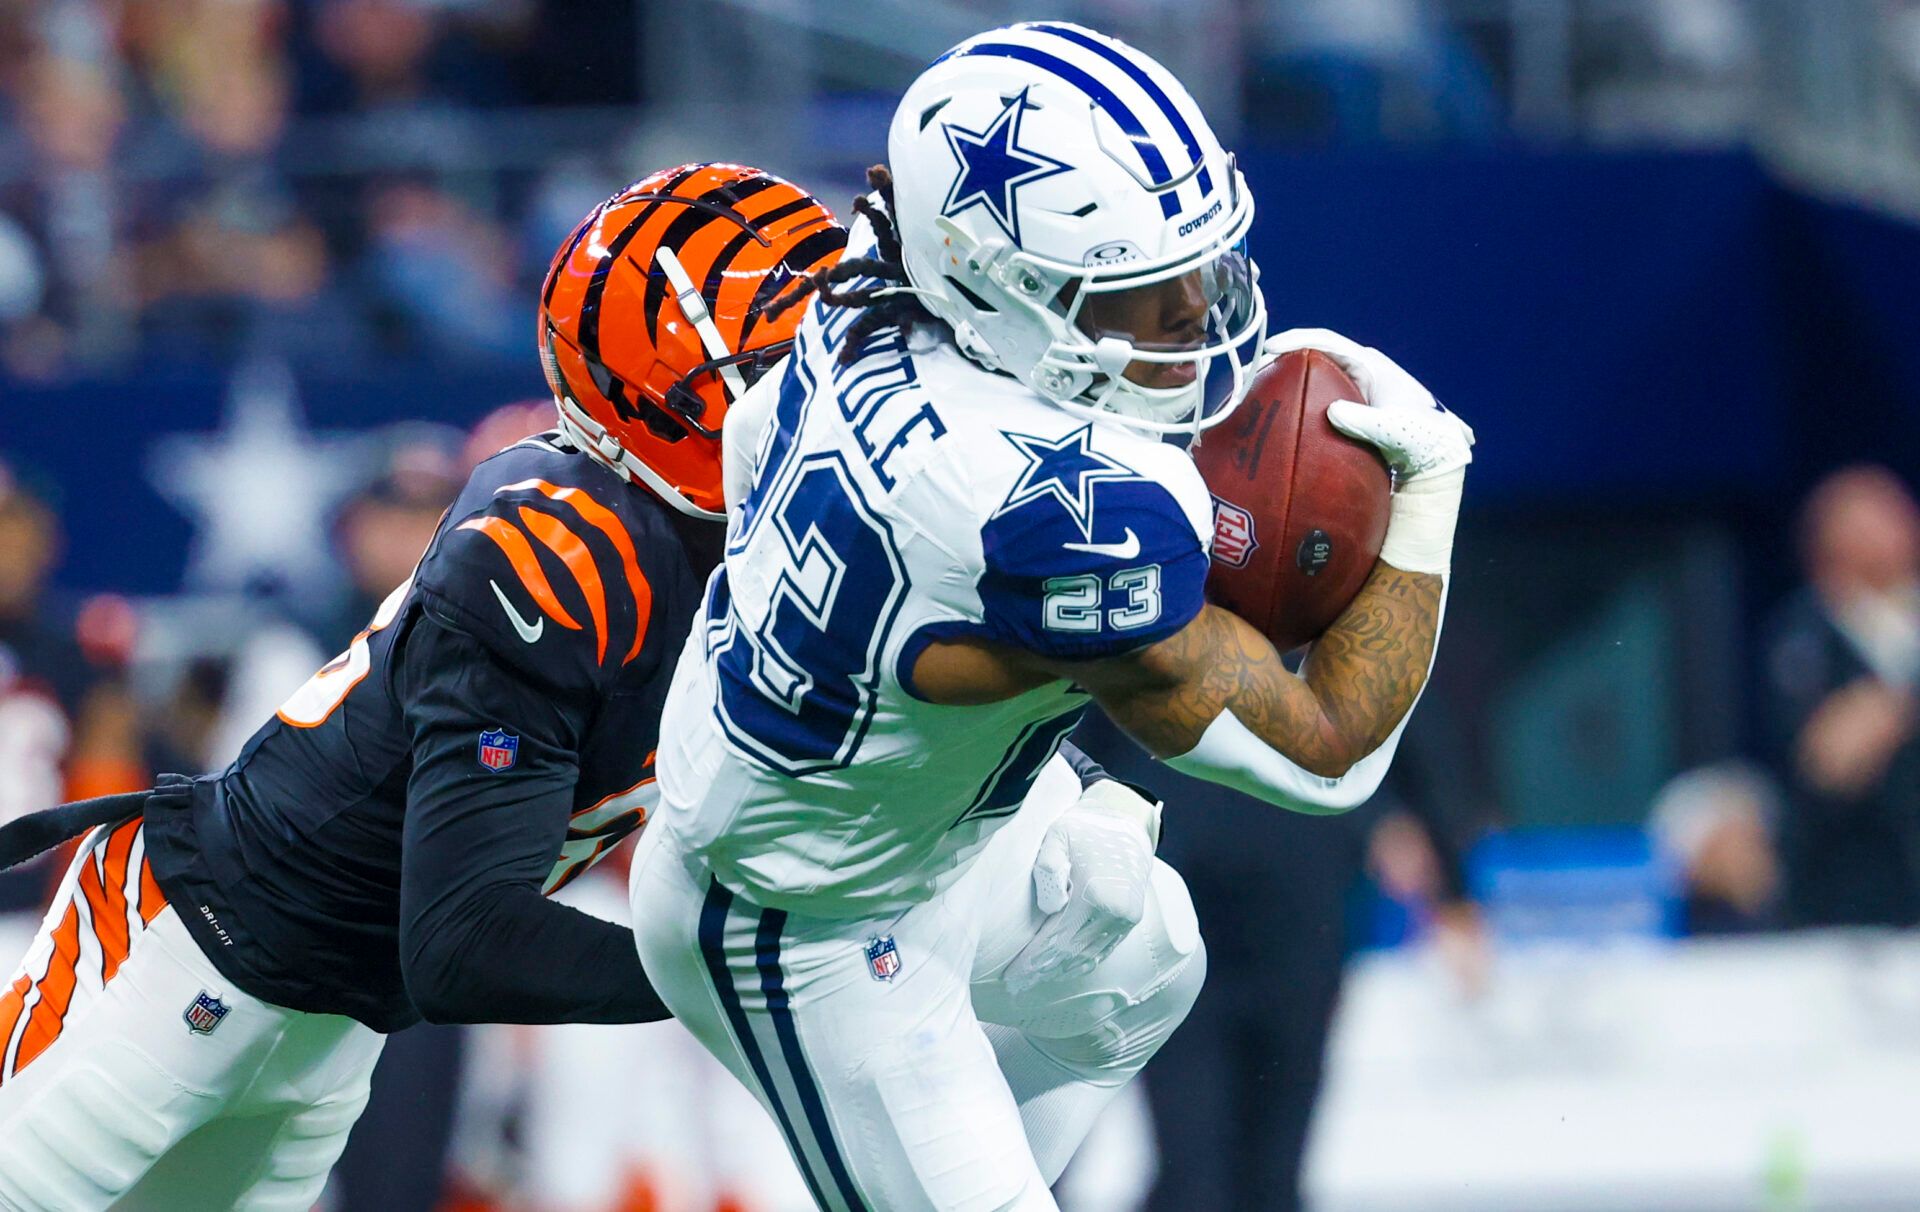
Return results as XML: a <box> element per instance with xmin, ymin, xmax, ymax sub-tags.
<box><xmin>539</xmin><ymin>163</ymin><xmax>846</xmax><ymax>519</ymax></box>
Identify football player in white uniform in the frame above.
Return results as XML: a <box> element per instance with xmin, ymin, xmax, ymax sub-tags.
<box><xmin>629</xmin><ymin>22</ymin><xmax>1474</xmax><ymax>1211</ymax></box>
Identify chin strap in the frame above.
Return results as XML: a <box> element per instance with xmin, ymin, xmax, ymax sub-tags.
<box><xmin>552</xmin><ymin>395</ymin><xmax>724</xmax><ymax>522</ymax></box>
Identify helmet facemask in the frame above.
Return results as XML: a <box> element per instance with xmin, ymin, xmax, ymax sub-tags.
<box><xmin>1036</xmin><ymin>235</ymin><xmax>1264</xmax><ymax>435</ymax></box>
<box><xmin>920</xmin><ymin>173</ymin><xmax>1266</xmax><ymax>438</ymax></box>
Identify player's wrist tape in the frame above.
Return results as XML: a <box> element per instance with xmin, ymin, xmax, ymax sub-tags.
<box><xmin>1379</xmin><ymin>465</ymin><xmax>1464</xmax><ymax>576</ymax></box>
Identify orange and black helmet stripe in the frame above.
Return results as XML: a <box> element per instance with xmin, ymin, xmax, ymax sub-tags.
<box><xmin>539</xmin><ymin>163</ymin><xmax>845</xmax><ymax>515</ymax></box>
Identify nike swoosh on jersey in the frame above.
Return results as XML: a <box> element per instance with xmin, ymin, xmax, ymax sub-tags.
<box><xmin>1061</xmin><ymin>528</ymin><xmax>1142</xmax><ymax>560</ymax></box>
<box><xmin>490</xmin><ymin>579</ymin><xmax>545</xmax><ymax>643</ymax></box>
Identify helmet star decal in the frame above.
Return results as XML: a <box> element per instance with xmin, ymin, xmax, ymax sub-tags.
<box><xmin>940</xmin><ymin>88</ymin><xmax>1071</xmax><ymax>245</ymax></box>
<box><xmin>992</xmin><ymin>425</ymin><xmax>1137</xmax><ymax>540</ymax></box>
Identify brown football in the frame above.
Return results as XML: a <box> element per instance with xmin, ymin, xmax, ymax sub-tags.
<box><xmin>1193</xmin><ymin>349</ymin><xmax>1391</xmax><ymax>651</ymax></box>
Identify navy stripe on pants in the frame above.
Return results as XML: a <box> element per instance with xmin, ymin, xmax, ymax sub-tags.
<box><xmin>756</xmin><ymin>908</ymin><xmax>869</xmax><ymax>1212</ymax></box>
<box><xmin>698</xmin><ymin>879</ymin><xmax>833</xmax><ymax>1211</ymax></box>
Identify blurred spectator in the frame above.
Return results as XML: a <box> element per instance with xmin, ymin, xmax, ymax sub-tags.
<box><xmin>311</xmin><ymin>0</ymin><xmax>440</xmax><ymax>112</ymax></box>
<box><xmin>121</xmin><ymin>0</ymin><xmax>290</xmax><ymax>163</ymax></box>
<box><xmin>1649</xmin><ymin>763</ymin><xmax>1783</xmax><ymax>935</ymax></box>
<box><xmin>327</xmin><ymin>424</ymin><xmax>465</xmax><ymax>644</ymax></box>
<box><xmin>135</xmin><ymin>178</ymin><xmax>369</xmax><ymax>367</ymax></box>
<box><xmin>0</xmin><ymin>459</ymin><xmax>147</xmax><ymax>921</ymax></box>
<box><xmin>298</xmin><ymin>0</ymin><xmax>526</xmax><ymax>115</ymax></box>
<box><xmin>1762</xmin><ymin>465</ymin><xmax>1920</xmax><ymax>928</ymax></box>
<box><xmin>143</xmin><ymin>655</ymin><xmax>233</xmax><ymax>777</ymax></box>
<box><xmin>462</xmin><ymin>399</ymin><xmax>556</xmax><ymax>470</ymax></box>
<box><xmin>0</xmin><ymin>212</ymin><xmax>53</xmax><ymax>380</ymax></box>
<box><xmin>360</xmin><ymin>179</ymin><xmax>523</xmax><ymax>361</ymax></box>
<box><xmin>1255</xmin><ymin>0</ymin><xmax>1499</xmax><ymax>143</ymax></box>
<box><xmin>10</xmin><ymin>9</ymin><xmax>133</xmax><ymax>370</ymax></box>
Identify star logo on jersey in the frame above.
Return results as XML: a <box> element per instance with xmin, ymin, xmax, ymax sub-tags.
<box><xmin>994</xmin><ymin>426</ymin><xmax>1138</xmax><ymax>541</ymax></box>
<box><xmin>478</xmin><ymin>728</ymin><xmax>519</xmax><ymax>772</ymax></box>
<box><xmin>940</xmin><ymin>88</ymin><xmax>1071</xmax><ymax>245</ymax></box>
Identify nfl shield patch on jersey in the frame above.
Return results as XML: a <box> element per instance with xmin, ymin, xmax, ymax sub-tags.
<box><xmin>477</xmin><ymin>728</ymin><xmax>519</xmax><ymax>771</ymax></box>
<box><xmin>865</xmin><ymin>935</ymin><xmax>902</xmax><ymax>981</ymax></box>
<box><xmin>183</xmin><ymin>990</ymin><xmax>230</xmax><ymax>1035</ymax></box>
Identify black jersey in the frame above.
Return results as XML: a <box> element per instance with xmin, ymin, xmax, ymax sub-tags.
<box><xmin>143</xmin><ymin>432</ymin><xmax>713</xmax><ymax>1031</ymax></box>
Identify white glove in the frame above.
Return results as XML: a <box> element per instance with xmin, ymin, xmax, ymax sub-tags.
<box><xmin>1003</xmin><ymin>779</ymin><xmax>1160</xmax><ymax>995</ymax></box>
<box><xmin>1262</xmin><ymin>328</ymin><xmax>1473</xmax><ymax>574</ymax></box>
<box><xmin>1263</xmin><ymin>327</ymin><xmax>1474</xmax><ymax>479</ymax></box>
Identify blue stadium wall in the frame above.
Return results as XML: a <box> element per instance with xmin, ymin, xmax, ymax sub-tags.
<box><xmin>7</xmin><ymin>147</ymin><xmax>1920</xmax><ymax>597</ymax></box>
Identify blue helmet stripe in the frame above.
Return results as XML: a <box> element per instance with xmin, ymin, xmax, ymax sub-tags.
<box><xmin>939</xmin><ymin>42</ymin><xmax>1182</xmax><ymax>219</ymax></box>
<box><xmin>1021</xmin><ymin>23</ymin><xmax>1215</xmax><ymax>197</ymax></box>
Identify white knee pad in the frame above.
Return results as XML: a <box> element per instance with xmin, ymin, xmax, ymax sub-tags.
<box><xmin>990</xmin><ymin>859</ymin><xmax>1207</xmax><ymax>1079</ymax></box>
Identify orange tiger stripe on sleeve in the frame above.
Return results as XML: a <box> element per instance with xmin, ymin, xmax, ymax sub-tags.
<box><xmin>457</xmin><ymin>515</ymin><xmax>584</xmax><ymax>633</ymax></box>
<box><xmin>497</xmin><ymin>479</ymin><xmax>654</xmax><ymax>663</ymax></box>
<box><xmin>517</xmin><ymin>506</ymin><xmax>609</xmax><ymax>665</ymax></box>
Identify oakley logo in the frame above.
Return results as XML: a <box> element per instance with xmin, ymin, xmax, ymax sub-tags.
<box><xmin>1084</xmin><ymin>241</ymin><xmax>1144</xmax><ymax>266</ymax></box>
<box><xmin>1176</xmin><ymin>198</ymin><xmax>1223</xmax><ymax>239</ymax></box>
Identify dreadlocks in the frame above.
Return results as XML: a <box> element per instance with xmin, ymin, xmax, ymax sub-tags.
<box><xmin>761</xmin><ymin>165</ymin><xmax>944</xmax><ymax>363</ymax></box>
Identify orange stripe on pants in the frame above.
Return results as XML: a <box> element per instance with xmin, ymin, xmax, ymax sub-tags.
<box><xmin>15</xmin><ymin>903</ymin><xmax>82</xmax><ymax>1073</ymax></box>
<box><xmin>76</xmin><ymin>859</ymin><xmax>122</xmax><ymax>985</ymax></box>
<box><xmin>96</xmin><ymin>820</ymin><xmax>138</xmax><ymax>981</ymax></box>
<box><xmin>0</xmin><ymin>973</ymin><xmax>30</xmax><ymax>1076</ymax></box>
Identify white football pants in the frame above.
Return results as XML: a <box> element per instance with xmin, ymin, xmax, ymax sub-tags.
<box><xmin>630</xmin><ymin>757</ymin><xmax>1207</xmax><ymax>1212</ymax></box>
<box><xmin>0</xmin><ymin>819</ymin><xmax>383</xmax><ymax>1211</ymax></box>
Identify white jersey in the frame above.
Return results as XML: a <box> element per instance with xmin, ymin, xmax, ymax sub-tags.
<box><xmin>654</xmin><ymin>260</ymin><xmax>1215</xmax><ymax>916</ymax></box>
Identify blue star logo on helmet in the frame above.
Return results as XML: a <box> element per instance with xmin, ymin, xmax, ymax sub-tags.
<box><xmin>940</xmin><ymin>88</ymin><xmax>1071</xmax><ymax>245</ymax></box>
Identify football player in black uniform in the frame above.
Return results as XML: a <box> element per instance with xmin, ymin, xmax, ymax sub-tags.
<box><xmin>0</xmin><ymin>163</ymin><xmax>850</xmax><ymax>1211</ymax></box>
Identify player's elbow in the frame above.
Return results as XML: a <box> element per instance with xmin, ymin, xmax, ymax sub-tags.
<box><xmin>401</xmin><ymin>958</ymin><xmax>460</xmax><ymax>1024</ymax></box>
<box><xmin>1276</xmin><ymin>741</ymin><xmax>1386</xmax><ymax>814</ymax></box>
<box><xmin>399</xmin><ymin>919</ymin><xmax>474</xmax><ymax>1024</ymax></box>
<box><xmin>1294</xmin><ymin>747</ymin><xmax>1358</xmax><ymax>781</ymax></box>
<box><xmin>1293</xmin><ymin>718</ymin><xmax>1367</xmax><ymax>780</ymax></box>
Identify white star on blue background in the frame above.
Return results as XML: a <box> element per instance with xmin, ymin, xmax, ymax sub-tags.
<box><xmin>941</xmin><ymin>88</ymin><xmax>1071</xmax><ymax>245</ymax></box>
<box><xmin>148</xmin><ymin>358</ymin><xmax>371</xmax><ymax>598</ymax></box>
<box><xmin>993</xmin><ymin>426</ymin><xmax>1137</xmax><ymax>540</ymax></box>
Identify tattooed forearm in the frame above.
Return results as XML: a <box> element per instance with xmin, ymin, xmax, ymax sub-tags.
<box><xmin>1299</xmin><ymin>563</ymin><xmax>1442</xmax><ymax>759</ymax></box>
<box><xmin>1063</xmin><ymin>561</ymin><xmax>1442</xmax><ymax>775</ymax></box>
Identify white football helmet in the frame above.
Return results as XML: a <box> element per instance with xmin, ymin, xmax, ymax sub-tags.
<box><xmin>887</xmin><ymin>22</ymin><xmax>1266</xmax><ymax>434</ymax></box>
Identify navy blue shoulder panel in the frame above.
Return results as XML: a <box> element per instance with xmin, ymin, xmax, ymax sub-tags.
<box><xmin>975</xmin><ymin>435</ymin><xmax>1207</xmax><ymax>661</ymax></box>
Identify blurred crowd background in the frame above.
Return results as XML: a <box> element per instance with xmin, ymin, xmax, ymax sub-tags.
<box><xmin>5</xmin><ymin>1</ymin><xmax>1920</xmax><ymax>1210</ymax></box>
